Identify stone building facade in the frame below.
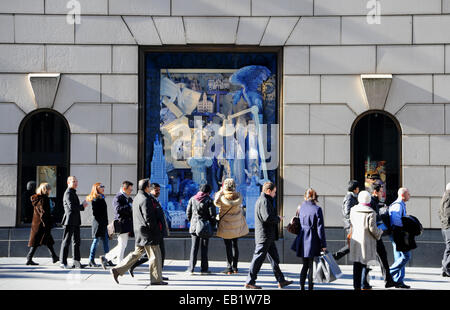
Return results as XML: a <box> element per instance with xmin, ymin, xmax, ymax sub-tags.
<box><xmin>0</xmin><ymin>0</ymin><xmax>449</xmax><ymax>266</ymax></box>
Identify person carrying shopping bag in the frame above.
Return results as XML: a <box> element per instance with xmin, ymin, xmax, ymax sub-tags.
<box><xmin>291</xmin><ymin>188</ymin><xmax>327</xmax><ymax>290</ymax></box>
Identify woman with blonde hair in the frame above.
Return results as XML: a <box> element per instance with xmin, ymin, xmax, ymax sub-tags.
<box><xmin>86</xmin><ymin>182</ymin><xmax>110</xmax><ymax>267</ymax></box>
<box><xmin>26</xmin><ymin>183</ymin><xmax>59</xmax><ymax>265</ymax></box>
<box><xmin>291</xmin><ymin>188</ymin><xmax>326</xmax><ymax>290</ymax></box>
<box><xmin>214</xmin><ymin>178</ymin><xmax>249</xmax><ymax>274</ymax></box>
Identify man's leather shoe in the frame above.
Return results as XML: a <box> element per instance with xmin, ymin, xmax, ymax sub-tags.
<box><xmin>385</xmin><ymin>280</ymin><xmax>397</xmax><ymax>288</ymax></box>
<box><xmin>72</xmin><ymin>261</ymin><xmax>85</xmax><ymax>269</ymax></box>
<box><xmin>151</xmin><ymin>281</ymin><xmax>168</xmax><ymax>285</ymax></box>
<box><xmin>110</xmin><ymin>268</ymin><xmax>120</xmax><ymax>284</ymax></box>
<box><xmin>244</xmin><ymin>283</ymin><xmax>262</xmax><ymax>289</ymax></box>
<box><xmin>278</xmin><ymin>280</ymin><xmax>293</xmax><ymax>288</ymax></box>
<box><xmin>26</xmin><ymin>260</ymin><xmax>39</xmax><ymax>266</ymax></box>
<box><xmin>129</xmin><ymin>268</ymin><xmax>134</xmax><ymax>278</ymax></box>
<box><xmin>395</xmin><ymin>283</ymin><xmax>410</xmax><ymax>289</ymax></box>
<box><xmin>442</xmin><ymin>272</ymin><xmax>449</xmax><ymax>277</ymax></box>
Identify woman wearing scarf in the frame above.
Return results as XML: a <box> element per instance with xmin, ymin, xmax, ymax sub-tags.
<box><xmin>349</xmin><ymin>190</ymin><xmax>383</xmax><ymax>290</ymax></box>
<box><xmin>186</xmin><ymin>184</ymin><xmax>216</xmax><ymax>274</ymax></box>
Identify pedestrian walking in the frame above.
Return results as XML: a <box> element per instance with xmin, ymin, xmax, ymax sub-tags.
<box><xmin>214</xmin><ymin>178</ymin><xmax>249</xmax><ymax>274</ymax></box>
<box><xmin>109</xmin><ymin>179</ymin><xmax>167</xmax><ymax>285</ymax></box>
<box><xmin>367</xmin><ymin>182</ymin><xmax>397</xmax><ymax>288</ymax></box>
<box><xmin>389</xmin><ymin>188</ymin><xmax>412</xmax><ymax>288</ymax></box>
<box><xmin>439</xmin><ymin>183</ymin><xmax>450</xmax><ymax>278</ymax></box>
<box><xmin>333</xmin><ymin>180</ymin><xmax>360</xmax><ymax>261</ymax></box>
<box><xmin>86</xmin><ymin>182</ymin><xmax>109</xmax><ymax>268</ymax></box>
<box><xmin>59</xmin><ymin>176</ymin><xmax>89</xmax><ymax>269</ymax></box>
<box><xmin>186</xmin><ymin>184</ymin><xmax>216</xmax><ymax>274</ymax></box>
<box><xmin>128</xmin><ymin>183</ymin><xmax>169</xmax><ymax>280</ymax></box>
<box><xmin>245</xmin><ymin>181</ymin><xmax>293</xmax><ymax>289</ymax></box>
<box><xmin>26</xmin><ymin>183</ymin><xmax>59</xmax><ymax>265</ymax></box>
<box><xmin>100</xmin><ymin>181</ymin><xmax>133</xmax><ymax>267</ymax></box>
<box><xmin>349</xmin><ymin>191</ymin><xmax>383</xmax><ymax>290</ymax></box>
<box><xmin>21</xmin><ymin>181</ymin><xmax>36</xmax><ymax>224</ymax></box>
<box><xmin>290</xmin><ymin>188</ymin><xmax>326</xmax><ymax>290</ymax></box>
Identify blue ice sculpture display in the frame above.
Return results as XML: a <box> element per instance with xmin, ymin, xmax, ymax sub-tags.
<box><xmin>150</xmin><ymin>135</ymin><xmax>169</xmax><ymax>209</ymax></box>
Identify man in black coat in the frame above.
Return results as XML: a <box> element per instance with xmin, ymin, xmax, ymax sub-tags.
<box><xmin>333</xmin><ymin>180</ymin><xmax>360</xmax><ymax>261</ymax></box>
<box><xmin>128</xmin><ymin>183</ymin><xmax>169</xmax><ymax>279</ymax></box>
<box><xmin>59</xmin><ymin>176</ymin><xmax>88</xmax><ymax>269</ymax></box>
<box><xmin>110</xmin><ymin>179</ymin><xmax>168</xmax><ymax>285</ymax></box>
<box><xmin>367</xmin><ymin>182</ymin><xmax>397</xmax><ymax>288</ymax></box>
<box><xmin>245</xmin><ymin>181</ymin><xmax>293</xmax><ymax>289</ymax></box>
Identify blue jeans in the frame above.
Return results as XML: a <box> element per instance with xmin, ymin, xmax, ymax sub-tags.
<box><xmin>389</xmin><ymin>236</ymin><xmax>411</xmax><ymax>284</ymax></box>
<box><xmin>89</xmin><ymin>231</ymin><xmax>110</xmax><ymax>261</ymax></box>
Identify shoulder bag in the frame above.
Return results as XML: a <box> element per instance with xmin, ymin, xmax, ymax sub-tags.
<box><xmin>107</xmin><ymin>219</ymin><xmax>121</xmax><ymax>240</ymax></box>
<box><xmin>286</xmin><ymin>205</ymin><xmax>301</xmax><ymax>235</ymax></box>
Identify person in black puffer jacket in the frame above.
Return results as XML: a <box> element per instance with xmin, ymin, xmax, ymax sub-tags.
<box><xmin>186</xmin><ymin>184</ymin><xmax>216</xmax><ymax>274</ymax></box>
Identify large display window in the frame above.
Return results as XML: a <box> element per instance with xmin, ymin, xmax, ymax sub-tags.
<box><xmin>139</xmin><ymin>47</ymin><xmax>281</xmax><ymax>232</ymax></box>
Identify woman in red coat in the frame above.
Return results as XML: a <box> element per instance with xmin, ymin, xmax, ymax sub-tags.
<box><xmin>26</xmin><ymin>183</ymin><xmax>59</xmax><ymax>265</ymax></box>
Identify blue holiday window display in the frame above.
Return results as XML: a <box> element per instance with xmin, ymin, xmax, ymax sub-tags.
<box><xmin>144</xmin><ymin>51</ymin><xmax>279</xmax><ymax>231</ymax></box>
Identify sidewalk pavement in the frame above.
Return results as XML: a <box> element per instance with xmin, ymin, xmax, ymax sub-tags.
<box><xmin>0</xmin><ymin>257</ymin><xmax>449</xmax><ymax>290</ymax></box>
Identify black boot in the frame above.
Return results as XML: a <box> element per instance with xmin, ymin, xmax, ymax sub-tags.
<box><xmin>47</xmin><ymin>245</ymin><xmax>59</xmax><ymax>263</ymax></box>
<box><xmin>26</xmin><ymin>247</ymin><xmax>39</xmax><ymax>265</ymax></box>
<box><xmin>89</xmin><ymin>260</ymin><xmax>100</xmax><ymax>267</ymax></box>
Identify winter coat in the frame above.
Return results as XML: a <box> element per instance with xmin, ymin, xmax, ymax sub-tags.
<box><xmin>214</xmin><ymin>191</ymin><xmax>249</xmax><ymax>240</ymax></box>
<box><xmin>91</xmin><ymin>197</ymin><xmax>108</xmax><ymax>238</ymax></box>
<box><xmin>148</xmin><ymin>194</ymin><xmax>169</xmax><ymax>239</ymax></box>
<box><xmin>254</xmin><ymin>192</ymin><xmax>279</xmax><ymax>244</ymax></box>
<box><xmin>349</xmin><ymin>204</ymin><xmax>383</xmax><ymax>265</ymax></box>
<box><xmin>291</xmin><ymin>200</ymin><xmax>327</xmax><ymax>258</ymax></box>
<box><xmin>132</xmin><ymin>190</ymin><xmax>161</xmax><ymax>246</ymax></box>
<box><xmin>439</xmin><ymin>190</ymin><xmax>450</xmax><ymax>230</ymax></box>
<box><xmin>28</xmin><ymin>194</ymin><xmax>55</xmax><ymax>247</ymax></box>
<box><xmin>392</xmin><ymin>215</ymin><xmax>423</xmax><ymax>252</ymax></box>
<box><xmin>61</xmin><ymin>188</ymin><xmax>85</xmax><ymax>226</ymax></box>
<box><xmin>187</xmin><ymin>193</ymin><xmax>217</xmax><ymax>235</ymax></box>
<box><xmin>113</xmin><ymin>191</ymin><xmax>133</xmax><ymax>234</ymax></box>
<box><xmin>342</xmin><ymin>192</ymin><xmax>358</xmax><ymax>230</ymax></box>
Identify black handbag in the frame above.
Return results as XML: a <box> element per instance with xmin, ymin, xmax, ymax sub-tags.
<box><xmin>107</xmin><ymin>219</ymin><xmax>121</xmax><ymax>240</ymax></box>
<box><xmin>286</xmin><ymin>205</ymin><xmax>301</xmax><ymax>235</ymax></box>
<box><xmin>196</xmin><ymin>219</ymin><xmax>213</xmax><ymax>238</ymax></box>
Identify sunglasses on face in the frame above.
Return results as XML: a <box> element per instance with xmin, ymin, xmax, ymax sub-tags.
<box><xmin>98</xmin><ymin>185</ymin><xmax>105</xmax><ymax>189</ymax></box>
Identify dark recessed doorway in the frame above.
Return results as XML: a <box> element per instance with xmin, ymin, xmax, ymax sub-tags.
<box><xmin>17</xmin><ymin>109</ymin><xmax>70</xmax><ymax>226</ymax></box>
<box><xmin>351</xmin><ymin>111</ymin><xmax>401</xmax><ymax>205</ymax></box>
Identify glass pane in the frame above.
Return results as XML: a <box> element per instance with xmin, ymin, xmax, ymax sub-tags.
<box><xmin>353</xmin><ymin>113</ymin><xmax>400</xmax><ymax>205</ymax></box>
<box><xmin>145</xmin><ymin>52</ymin><xmax>279</xmax><ymax>232</ymax></box>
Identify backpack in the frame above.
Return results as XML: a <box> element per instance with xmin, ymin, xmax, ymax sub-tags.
<box><xmin>378</xmin><ymin>205</ymin><xmax>392</xmax><ymax>235</ymax></box>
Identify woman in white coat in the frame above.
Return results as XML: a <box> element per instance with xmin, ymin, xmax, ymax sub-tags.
<box><xmin>349</xmin><ymin>190</ymin><xmax>384</xmax><ymax>290</ymax></box>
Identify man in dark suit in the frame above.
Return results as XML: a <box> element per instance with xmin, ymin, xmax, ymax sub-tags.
<box><xmin>59</xmin><ymin>176</ymin><xmax>88</xmax><ymax>269</ymax></box>
<box><xmin>245</xmin><ymin>181</ymin><xmax>293</xmax><ymax>289</ymax></box>
<box><xmin>110</xmin><ymin>179</ymin><xmax>167</xmax><ymax>285</ymax></box>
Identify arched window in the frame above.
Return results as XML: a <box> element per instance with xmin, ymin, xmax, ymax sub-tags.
<box><xmin>17</xmin><ymin>109</ymin><xmax>70</xmax><ymax>226</ymax></box>
<box><xmin>351</xmin><ymin>110</ymin><xmax>401</xmax><ymax>205</ymax></box>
